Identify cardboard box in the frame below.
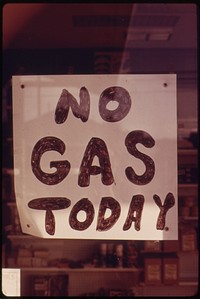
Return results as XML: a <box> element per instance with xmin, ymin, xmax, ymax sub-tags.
<box><xmin>144</xmin><ymin>241</ymin><xmax>162</xmax><ymax>252</ymax></box>
<box><xmin>144</xmin><ymin>258</ymin><xmax>162</xmax><ymax>285</ymax></box>
<box><xmin>163</xmin><ymin>256</ymin><xmax>179</xmax><ymax>285</ymax></box>
<box><xmin>17</xmin><ymin>257</ymin><xmax>32</xmax><ymax>267</ymax></box>
<box><xmin>163</xmin><ymin>240</ymin><xmax>179</xmax><ymax>252</ymax></box>
<box><xmin>181</xmin><ymin>228</ymin><xmax>197</xmax><ymax>251</ymax></box>
<box><xmin>18</xmin><ymin>248</ymin><xmax>32</xmax><ymax>257</ymax></box>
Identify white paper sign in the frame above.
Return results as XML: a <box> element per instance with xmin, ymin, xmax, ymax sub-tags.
<box><xmin>12</xmin><ymin>74</ymin><xmax>177</xmax><ymax>240</ymax></box>
<box><xmin>2</xmin><ymin>268</ymin><xmax>20</xmax><ymax>296</ymax></box>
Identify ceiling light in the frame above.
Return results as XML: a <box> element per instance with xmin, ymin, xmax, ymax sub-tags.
<box><xmin>127</xmin><ymin>27</ymin><xmax>173</xmax><ymax>41</ymax></box>
<box><xmin>148</xmin><ymin>32</ymin><xmax>171</xmax><ymax>41</ymax></box>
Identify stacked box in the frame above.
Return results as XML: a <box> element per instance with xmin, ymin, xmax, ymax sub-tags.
<box><xmin>144</xmin><ymin>257</ymin><xmax>162</xmax><ymax>285</ymax></box>
<box><xmin>163</xmin><ymin>255</ymin><xmax>179</xmax><ymax>285</ymax></box>
<box><xmin>32</xmin><ymin>274</ymin><xmax>68</xmax><ymax>296</ymax></box>
<box><xmin>144</xmin><ymin>241</ymin><xmax>162</xmax><ymax>252</ymax></box>
<box><xmin>163</xmin><ymin>240</ymin><xmax>179</xmax><ymax>252</ymax></box>
<box><xmin>180</xmin><ymin>227</ymin><xmax>197</xmax><ymax>251</ymax></box>
<box><xmin>178</xmin><ymin>165</ymin><xmax>198</xmax><ymax>184</ymax></box>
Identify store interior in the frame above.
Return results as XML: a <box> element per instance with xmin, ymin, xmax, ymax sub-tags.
<box><xmin>2</xmin><ymin>3</ymin><xmax>198</xmax><ymax>297</ymax></box>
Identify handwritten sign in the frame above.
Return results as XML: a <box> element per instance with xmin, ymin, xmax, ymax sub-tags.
<box><xmin>12</xmin><ymin>75</ymin><xmax>177</xmax><ymax>240</ymax></box>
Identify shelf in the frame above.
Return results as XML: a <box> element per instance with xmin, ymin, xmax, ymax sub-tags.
<box><xmin>178</xmin><ymin>149</ymin><xmax>197</xmax><ymax>155</ymax></box>
<box><xmin>178</xmin><ymin>184</ymin><xmax>198</xmax><ymax>188</ymax></box>
<box><xmin>12</xmin><ymin>267</ymin><xmax>142</xmax><ymax>273</ymax></box>
<box><xmin>178</xmin><ymin>250</ymin><xmax>199</xmax><ymax>255</ymax></box>
<box><xmin>179</xmin><ymin>216</ymin><xmax>198</xmax><ymax>221</ymax></box>
<box><xmin>139</xmin><ymin>281</ymin><xmax>198</xmax><ymax>287</ymax></box>
<box><xmin>7</xmin><ymin>234</ymin><xmax>39</xmax><ymax>239</ymax></box>
<box><xmin>178</xmin><ymin>281</ymin><xmax>198</xmax><ymax>286</ymax></box>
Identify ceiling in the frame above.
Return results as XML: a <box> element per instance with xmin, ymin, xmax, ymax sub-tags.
<box><xmin>2</xmin><ymin>3</ymin><xmax>198</xmax><ymax>50</ymax></box>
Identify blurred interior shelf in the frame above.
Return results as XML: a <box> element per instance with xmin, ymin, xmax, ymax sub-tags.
<box><xmin>178</xmin><ymin>149</ymin><xmax>197</xmax><ymax>155</ymax></box>
<box><xmin>7</xmin><ymin>234</ymin><xmax>40</xmax><ymax>240</ymax></box>
<box><xmin>139</xmin><ymin>281</ymin><xmax>198</xmax><ymax>287</ymax></box>
<box><xmin>178</xmin><ymin>184</ymin><xmax>198</xmax><ymax>188</ymax></box>
<box><xmin>178</xmin><ymin>281</ymin><xmax>198</xmax><ymax>286</ymax></box>
<box><xmin>15</xmin><ymin>267</ymin><xmax>142</xmax><ymax>273</ymax></box>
